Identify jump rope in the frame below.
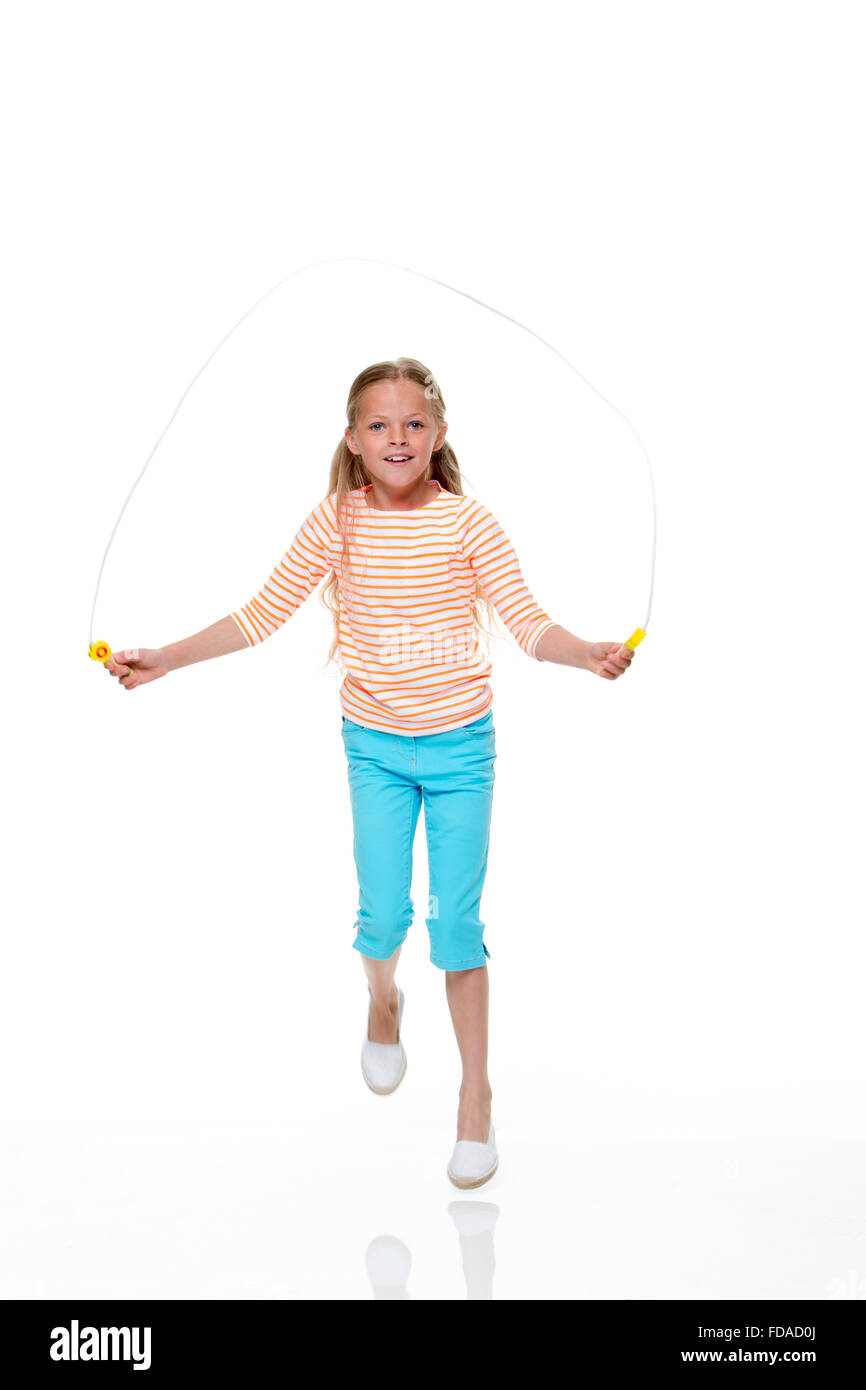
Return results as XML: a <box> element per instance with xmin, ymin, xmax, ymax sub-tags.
<box><xmin>88</xmin><ymin>256</ymin><xmax>656</xmax><ymax>667</ymax></box>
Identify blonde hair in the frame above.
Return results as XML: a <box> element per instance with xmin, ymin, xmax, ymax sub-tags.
<box><xmin>318</xmin><ymin>357</ymin><xmax>500</xmax><ymax>673</ymax></box>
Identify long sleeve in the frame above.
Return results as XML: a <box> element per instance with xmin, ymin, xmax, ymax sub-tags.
<box><xmin>457</xmin><ymin>498</ymin><xmax>557</xmax><ymax>660</ymax></box>
<box><xmin>230</xmin><ymin>494</ymin><xmax>337</xmax><ymax>647</ymax></box>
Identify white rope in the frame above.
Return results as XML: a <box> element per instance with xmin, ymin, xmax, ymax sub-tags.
<box><xmin>90</xmin><ymin>255</ymin><xmax>656</xmax><ymax>647</ymax></box>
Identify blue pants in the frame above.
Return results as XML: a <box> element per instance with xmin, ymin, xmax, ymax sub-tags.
<box><xmin>341</xmin><ymin>710</ymin><xmax>497</xmax><ymax>970</ymax></box>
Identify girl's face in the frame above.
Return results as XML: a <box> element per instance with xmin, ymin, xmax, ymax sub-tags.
<box><xmin>346</xmin><ymin>380</ymin><xmax>447</xmax><ymax>494</ymax></box>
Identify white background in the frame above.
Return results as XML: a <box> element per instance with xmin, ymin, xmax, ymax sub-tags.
<box><xmin>1</xmin><ymin>0</ymin><xmax>863</xmax><ymax>1300</ymax></box>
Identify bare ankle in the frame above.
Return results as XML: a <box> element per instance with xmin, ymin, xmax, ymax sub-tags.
<box><xmin>459</xmin><ymin>1083</ymin><xmax>493</xmax><ymax>1106</ymax></box>
<box><xmin>367</xmin><ymin>983</ymin><xmax>399</xmax><ymax>1013</ymax></box>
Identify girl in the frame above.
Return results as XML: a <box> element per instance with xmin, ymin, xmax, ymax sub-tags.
<box><xmin>105</xmin><ymin>357</ymin><xmax>634</xmax><ymax>1189</ymax></box>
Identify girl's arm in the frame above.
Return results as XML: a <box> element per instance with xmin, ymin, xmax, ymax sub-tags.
<box><xmin>162</xmin><ymin>614</ymin><xmax>248</xmax><ymax>672</ymax></box>
<box><xmin>459</xmin><ymin>501</ymin><xmax>632</xmax><ymax>680</ymax></box>
<box><xmin>106</xmin><ymin>495</ymin><xmax>339</xmax><ymax>690</ymax></box>
<box><xmin>459</xmin><ymin>499</ymin><xmax>556</xmax><ymax>659</ymax></box>
<box><xmin>105</xmin><ymin>615</ymin><xmax>248</xmax><ymax>689</ymax></box>
<box><xmin>533</xmin><ymin>624</ymin><xmax>590</xmax><ymax>667</ymax></box>
<box><xmin>535</xmin><ymin>624</ymin><xmax>633</xmax><ymax>679</ymax></box>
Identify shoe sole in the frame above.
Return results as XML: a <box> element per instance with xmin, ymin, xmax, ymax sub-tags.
<box><xmin>362</xmin><ymin>1052</ymin><xmax>407</xmax><ymax>1096</ymax></box>
<box><xmin>447</xmin><ymin>1159</ymin><xmax>498</xmax><ymax>1190</ymax></box>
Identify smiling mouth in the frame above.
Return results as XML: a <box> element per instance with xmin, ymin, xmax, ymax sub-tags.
<box><xmin>384</xmin><ymin>455</ymin><xmax>413</xmax><ymax>463</ymax></box>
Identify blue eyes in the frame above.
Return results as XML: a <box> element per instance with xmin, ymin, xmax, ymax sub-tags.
<box><xmin>369</xmin><ymin>421</ymin><xmax>424</xmax><ymax>431</ymax></box>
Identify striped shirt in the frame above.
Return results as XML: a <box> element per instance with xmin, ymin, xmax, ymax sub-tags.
<box><xmin>230</xmin><ymin>478</ymin><xmax>557</xmax><ymax>734</ymax></box>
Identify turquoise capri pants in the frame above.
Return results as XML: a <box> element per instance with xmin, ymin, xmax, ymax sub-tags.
<box><xmin>341</xmin><ymin>709</ymin><xmax>497</xmax><ymax>971</ymax></box>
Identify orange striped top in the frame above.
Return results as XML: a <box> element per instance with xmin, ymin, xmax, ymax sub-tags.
<box><xmin>230</xmin><ymin>478</ymin><xmax>557</xmax><ymax>734</ymax></box>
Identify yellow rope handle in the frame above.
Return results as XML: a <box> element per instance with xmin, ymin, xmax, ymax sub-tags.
<box><xmin>89</xmin><ymin>640</ymin><xmax>112</xmax><ymax>662</ymax></box>
<box><xmin>623</xmin><ymin>628</ymin><xmax>646</xmax><ymax>650</ymax></box>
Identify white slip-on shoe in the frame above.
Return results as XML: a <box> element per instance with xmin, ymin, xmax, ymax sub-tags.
<box><xmin>447</xmin><ymin>1123</ymin><xmax>498</xmax><ymax>1189</ymax></box>
<box><xmin>361</xmin><ymin>988</ymin><xmax>406</xmax><ymax>1095</ymax></box>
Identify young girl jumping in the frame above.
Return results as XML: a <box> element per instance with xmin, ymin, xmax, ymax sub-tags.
<box><xmin>105</xmin><ymin>357</ymin><xmax>635</xmax><ymax>1189</ymax></box>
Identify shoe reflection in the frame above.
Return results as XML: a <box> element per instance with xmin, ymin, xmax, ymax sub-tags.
<box><xmin>365</xmin><ymin>1235</ymin><xmax>412</xmax><ymax>1299</ymax></box>
<box><xmin>448</xmin><ymin>1201</ymin><xmax>499</xmax><ymax>1300</ymax></box>
<box><xmin>365</xmin><ymin>1204</ymin><xmax>500</xmax><ymax>1300</ymax></box>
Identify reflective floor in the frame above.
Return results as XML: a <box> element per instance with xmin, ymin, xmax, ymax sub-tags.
<box><xmin>2</xmin><ymin>1125</ymin><xmax>864</xmax><ymax>1300</ymax></box>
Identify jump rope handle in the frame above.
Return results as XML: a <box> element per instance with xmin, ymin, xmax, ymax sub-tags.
<box><xmin>623</xmin><ymin>628</ymin><xmax>646</xmax><ymax>650</ymax></box>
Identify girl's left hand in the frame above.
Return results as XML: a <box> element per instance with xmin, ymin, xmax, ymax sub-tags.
<box><xmin>586</xmin><ymin>640</ymin><xmax>635</xmax><ymax>680</ymax></box>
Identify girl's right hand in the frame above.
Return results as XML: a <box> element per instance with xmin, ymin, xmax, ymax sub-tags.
<box><xmin>105</xmin><ymin>647</ymin><xmax>168</xmax><ymax>691</ymax></box>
